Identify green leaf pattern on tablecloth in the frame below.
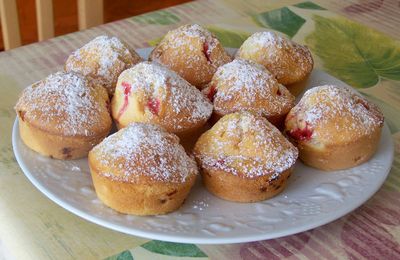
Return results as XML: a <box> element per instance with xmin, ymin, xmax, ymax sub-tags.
<box><xmin>132</xmin><ymin>10</ymin><xmax>180</xmax><ymax>25</ymax></box>
<box><xmin>252</xmin><ymin>7</ymin><xmax>306</xmax><ymax>38</ymax></box>
<box><xmin>294</xmin><ymin>1</ymin><xmax>326</xmax><ymax>10</ymax></box>
<box><xmin>207</xmin><ymin>27</ymin><xmax>251</xmax><ymax>48</ymax></box>
<box><xmin>306</xmin><ymin>15</ymin><xmax>400</xmax><ymax>88</ymax></box>
<box><xmin>141</xmin><ymin>240</ymin><xmax>207</xmax><ymax>257</ymax></box>
<box><xmin>105</xmin><ymin>250</ymin><xmax>134</xmax><ymax>260</ymax></box>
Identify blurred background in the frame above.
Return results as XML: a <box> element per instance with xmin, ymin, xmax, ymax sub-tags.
<box><xmin>0</xmin><ymin>0</ymin><xmax>192</xmax><ymax>51</ymax></box>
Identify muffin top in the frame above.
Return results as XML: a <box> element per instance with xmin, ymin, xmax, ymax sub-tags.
<box><xmin>89</xmin><ymin>123</ymin><xmax>198</xmax><ymax>184</ymax></box>
<box><xmin>65</xmin><ymin>35</ymin><xmax>142</xmax><ymax>95</ymax></box>
<box><xmin>194</xmin><ymin>112</ymin><xmax>298</xmax><ymax>179</ymax></box>
<box><xmin>285</xmin><ymin>85</ymin><xmax>384</xmax><ymax>145</ymax></box>
<box><xmin>15</xmin><ymin>71</ymin><xmax>111</xmax><ymax>137</ymax></box>
<box><xmin>112</xmin><ymin>61</ymin><xmax>213</xmax><ymax>132</ymax></box>
<box><xmin>149</xmin><ymin>24</ymin><xmax>232</xmax><ymax>88</ymax></box>
<box><xmin>204</xmin><ymin>59</ymin><xmax>294</xmax><ymax>117</ymax></box>
<box><xmin>157</xmin><ymin>24</ymin><xmax>219</xmax><ymax>55</ymax></box>
<box><xmin>236</xmin><ymin>31</ymin><xmax>313</xmax><ymax>85</ymax></box>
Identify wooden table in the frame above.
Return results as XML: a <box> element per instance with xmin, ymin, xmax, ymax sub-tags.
<box><xmin>1</xmin><ymin>0</ymin><xmax>399</xmax><ymax>259</ymax></box>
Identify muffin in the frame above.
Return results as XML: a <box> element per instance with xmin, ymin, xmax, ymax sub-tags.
<box><xmin>88</xmin><ymin>123</ymin><xmax>198</xmax><ymax>215</ymax></box>
<box><xmin>65</xmin><ymin>35</ymin><xmax>142</xmax><ymax>96</ymax></box>
<box><xmin>15</xmin><ymin>71</ymin><xmax>112</xmax><ymax>159</ymax></box>
<box><xmin>285</xmin><ymin>85</ymin><xmax>384</xmax><ymax>170</ymax></box>
<box><xmin>111</xmin><ymin>61</ymin><xmax>213</xmax><ymax>139</ymax></box>
<box><xmin>203</xmin><ymin>59</ymin><xmax>295</xmax><ymax>128</ymax></box>
<box><xmin>193</xmin><ymin>112</ymin><xmax>298</xmax><ymax>202</ymax></box>
<box><xmin>236</xmin><ymin>31</ymin><xmax>313</xmax><ymax>87</ymax></box>
<box><xmin>149</xmin><ymin>24</ymin><xmax>232</xmax><ymax>89</ymax></box>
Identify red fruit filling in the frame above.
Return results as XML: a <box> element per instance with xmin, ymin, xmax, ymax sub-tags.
<box><xmin>203</xmin><ymin>42</ymin><xmax>211</xmax><ymax>63</ymax></box>
<box><xmin>210</xmin><ymin>158</ymin><xmax>225</xmax><ymax>168</ymax></box>
<box><xmin>147</xmin><ymin>98</ymin><xmax>160</xmax><ymax>115</ymax></box>
<box><xmin>289</xmin><ymin>124</ymin><xmax>313</xmax><ymax>141</ymax></box>
<box><xmin>116</xmin><ymin>81</ymin><xmax>132</xmax><ymax>119</ymax></box>
<box><xmin>207</xmin><ymin>85</ymin><xmax>217</xmax><ymax>102</ymax></box>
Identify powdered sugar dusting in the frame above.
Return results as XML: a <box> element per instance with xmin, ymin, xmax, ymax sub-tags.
<box><xmin>65</xmin><ymin>35</ymin><xmax>141</xmax><ymax>95</ymax></box>
<box><xmin>159</xmin><ymin>24</ymin><xmax>218</xmax><ymax>56</ymax></box>
<box><xmin>209</xmin><ymin>59</ymin><xmax>294</xmax><ymax>116</ymax></box>
<box><xmin>236</xmin><ymin>31</ymin><xmax>313</xmax><ymax>83</ymax></box>
<box><xmin>116</xmin><ymin>62</ymin><xmax>213</xmax><ymax>130</ymax></box>
<box><xmin>15</xmin><ymin>71</ymin><xmax>108</xmax><ymax>136</ymax></box>
<box><xmin>287</xmin><ymin>85</ymin><xmax>384</xmax><ymax>142</ymax></box>
<box><xmin>179</xmin><ymin>24</ymin><xmax>217</xmax><ymax>51</ymax></box>
<box><xmin>149</xmin><ymin>24</ymin><xmax>231</xmax><ymax>87</ymax></box>
<box><xmin>194</xmin><ymin>112</ymin><xmax>298</xmax><ymax>178</ymax></box>
<box><xmin>249</xmin><ymin>31</ymin><xmax>286</xmax><ymax>49</ymax></box>
<box><xmin>92</xmin><ymin>123</ymin><xmax>198</xmax><ymax>183</ymax></box>
<box><xmin>236</xmin><ymin>31</ymin><xmax>288</xmax><ymax>66</ymax></box>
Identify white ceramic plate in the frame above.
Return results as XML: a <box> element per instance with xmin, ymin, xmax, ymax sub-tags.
<box><xmin>12</xmin><ymin>48</ymin><xmax>394</xmax><ymax>244</ymax></box>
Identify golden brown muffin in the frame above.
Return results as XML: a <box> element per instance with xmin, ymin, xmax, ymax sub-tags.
<box><xmin>15</xmin><ymin>71</ymin><xmax>112</xmax><ymax>159</ymax></box>
<box><xmin>202</xmin><ymin>59</ymin><xmax>295</xmax><ymax>128</ymax></box>
<box><xmin>236</xmin><ymin>31</ymin><xmax>313</xmax><ymax>87</ymax></box>
<box><xmin>285</xmin><ymin>85</ymin><xmax>384</xmax><ymax>171</ymax></box>
<box><xmin>193</xmin><ymin>112</ymin><xmax>298</xmax><ymax>202</ymax></box>
<box><xmin>149</xmin><ymin>24</ymin><xmax>232</xmax><ymax>89</ymax></box>
<box><xmin>65</xmin><ymin>35</ymin><xmax>142</xmax><ymax>96</ymax></box>
<box><xmin>88</xmin><ymin>123</ymin><xmax>198</xmax><ymax>215</ymax></box>
<box><xmin>111</xmin><ymin>61</ymin><xmax>213</xmax><ymax>140</ymax></box>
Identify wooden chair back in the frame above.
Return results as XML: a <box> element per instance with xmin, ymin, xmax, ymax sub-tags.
<box><xmin>0</xmin><ymin>0</ymin><xmax>103</xmax><ymax>50</ymax></box>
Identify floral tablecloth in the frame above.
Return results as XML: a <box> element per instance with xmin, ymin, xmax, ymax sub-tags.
<box><xmin>0</xmin><ymin>0</ymin><xmax>399</xmax><ymax>259</ymax></box>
